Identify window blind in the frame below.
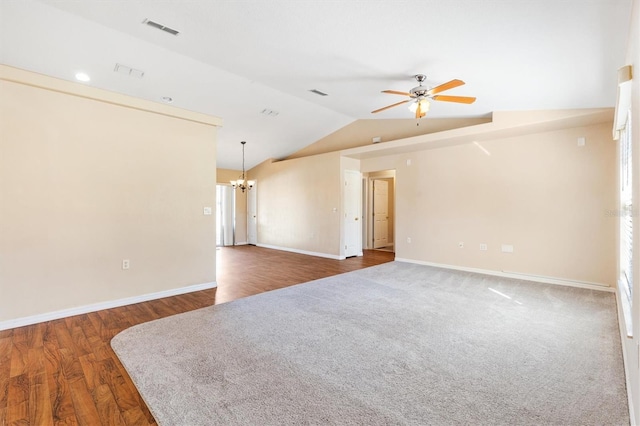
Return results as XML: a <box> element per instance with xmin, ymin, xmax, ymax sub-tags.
<box><xmin>620</xmin><ymin>110</ymin><xmax>633</xmax><ymax>302</ymax></box>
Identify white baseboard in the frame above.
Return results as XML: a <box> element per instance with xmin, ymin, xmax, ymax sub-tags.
<box><xmin>257</xmin><ymin>244</ymin><xmax>344</xmax><ymax>260</ymax></box>
<box><xmin>614</xmin><ymin>289</ymin><xmax>637</xmax><ymax>425</ymax></box>
<box><xmin>235</xmin><ymin>241</ymin><xmax>248</xmax><ymax>246</ymax></box>
<box><xmin>394</xmin><ymin>258</ymin><xmax>614</xmax><ymax>292</ymax></box>
<box><xmin>0</xmin><ymin>281</ymin><xmax>217</xmax><ymax>331</ymax></box>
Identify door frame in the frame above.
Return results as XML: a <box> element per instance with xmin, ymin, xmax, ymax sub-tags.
<box><xmin>365</xmin><ymin>170</ymin><xmax>396</xmax><ymax>251</ymax></box>
<box><xmin>248</xmin><ymin>180</ymin><xmax>257</xmax><ymax>245</ymax></box>
<box><xmin>343</xmin><ymin>169</ymin><xmax>363</xmax><ymax>258</ymax></box>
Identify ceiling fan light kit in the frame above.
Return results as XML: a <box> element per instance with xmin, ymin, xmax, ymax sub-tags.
<box><xmin>372</xmin><ymin>74</ymin><xmax>476</xmax><ymax>119</ymax></box>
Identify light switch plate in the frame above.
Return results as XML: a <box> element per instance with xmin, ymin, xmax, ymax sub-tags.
<box><xmin>203</xmin><ymin>207</ymin><xmax>212</xmax><ymax>215</ymax></box>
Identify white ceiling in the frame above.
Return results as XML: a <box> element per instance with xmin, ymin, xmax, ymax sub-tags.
<box><xmin>0</xmin><ymin>0</ymin><xmax>633</xmax><ymax>169</ymax></box>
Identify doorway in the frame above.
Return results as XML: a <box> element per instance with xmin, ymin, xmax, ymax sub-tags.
<box><xmin>216</xmin><ymin>184</ymin><xmax>235</xmax><ymax>246</ymax></box>
<box><xmin>365</xmin><ymin>170</ymin><xmax>395</xmax><ymax>252</ymax></box>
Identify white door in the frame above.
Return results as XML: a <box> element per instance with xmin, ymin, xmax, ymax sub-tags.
<box><xmin>373</xmin><ymin>179</ymin><xmax>389</xmax><ymax>249</ymax></box>
<box><xmin>344</xmin><ymin>170</ymin><xmax>362</xmax><ymax>257</ymax></box>
<box><xmin>248</xmin><ymin>182</ymin><xmax>257</xmax><ymax>245</ymax></box>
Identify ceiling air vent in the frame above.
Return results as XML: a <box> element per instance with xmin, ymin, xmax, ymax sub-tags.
<box><xmin>142</xmin><ymin>19</ymin><xmax>180</xmax><ymax>36</ymax></box>
<box><xmin>114</xmin><ymin>63</ymin><xmax>145</xmax><ymax>78</ymax></box>
<box><xmin>309</xmin><ymin>89</ymin><xmax>328</xmax><ymax>96</ymax></box>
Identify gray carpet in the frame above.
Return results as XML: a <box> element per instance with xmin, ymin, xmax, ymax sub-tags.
<box><xmin>111</xmin><ymin>262</ymin><xmax>629</xmax><ymax>425</ymax></box>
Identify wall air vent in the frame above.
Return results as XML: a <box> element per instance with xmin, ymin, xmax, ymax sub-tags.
<box><xmin>142</xmin><ymin>19</ymin><xmax>180</xmax><ymax>36</ymax></box>
<box><xmin>309</xmin><ymin>89</ymin><xmax>328</xmax><ymax>96</ymax></box>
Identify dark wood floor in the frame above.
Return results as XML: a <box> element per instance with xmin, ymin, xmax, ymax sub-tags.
<box><xmin>0</xmin><ymin>246</ymin><xmax>394</xmax><ymax>425</ymax></box>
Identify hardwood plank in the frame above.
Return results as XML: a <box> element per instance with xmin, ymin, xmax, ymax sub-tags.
<box><xmin>27</xmin><ymin>346</ymin><xmax>46</xmax><ymax>378</ymax></box>
<box><xmin>58</xmin><ymin>348</ymin><xmax>84</xmax><ymax>384</ymax></box>
<box><xmin>69</xmin><ymin>326</ymin><xmax>92</xmax><ymax>359</ymax></box>
<box><xmin>107</xmin><ymin>356</ymin><xmax>155</xmax><ymax>425</ymax></box>
<box><xmin>86</xmin><ymin>312</ymin><xmax>111</xmax><ymax>343</ymax></box>
<box><xmin>29</xmin><ymin>372</ymin><xmax>53</xmax><ymax>426</ymax></box>
<box><xmin>42</xmin><ymin>322</ymin><xmax>65</xmax><ymax>382</ymax></box>
<box><xmin>48</xmin><ymin>372</ymin><xmax>76</xmax><ymax>425</ymax></box>
<box><xmin>75</xmin><ymin>315</ymin><xmax>101</xmax><ymax>348</ymax></box>
<box><xmin>67</xmin><ymin>379</ymin><xmax>102</xmax><ymax>426</ymax></box>
<box><xmin>96</xmin><ymin>358</ymin><xmax>138</xmax><ymax>412</ymax></box>
<box><xmin>1</xmin><ymin>247</ymin><xmax>392</xmax><ymax>426</ymax></box>
<box><xmin>44</xmin><ymin>340</ymin><xmax>63</xmax><ymax>377</ymax></box>
<box><xmin>0</xmin><ymin>377</ymin><xmax>7</xmax><ymax>413</ymax></box>
<box><xmin>6</xmin><ymin>373</ymin><xmax>29</xmax><ymax>424</ymax></box>
<box><xmin>122</xmin><ymin>406</ymin><xmax>152</xmax><ymax>426</ymax></box>
<box><xmin>27</xmin><ymin>322</ymin><xmax>45</xmax><ymax>349</ymax></box>
<box><xmin>54</xmin><ymin>415</ymin><xmax>79</xmax><ymax>426</ymax></box>
<box><xmin>77</xmin><ymin>354</ymin><xmax>98</xmax><ymax>391</ymax></box>
<box><xmin>9</xmin><ymin>341</ymin><xmax>28</xmax><ymax>378</ymax></box>
<box><xmin>91</xmin><ymin>344</ymin><xmax>114</xmax><ymax>363</ymax></box>
<box><xmin>54</xmin><ymin>321</ymin><xmax>88</xmax><ymax>358</ymax></box>
<box><xmin>6</xmin><ymin>401</ymin><xmax>28</xmax><ymax>425</ymax></box>
<box><xmin>11</xmin><ymin>326</ymin><xmax>28</xmax><ymax>344</ymax></box>
<box><xmin>92</xmin><ymin>384</ymin><xmax>126</xmax><ymax>426</ymax></box>
<box><xmin>0</xmin><ymin>337</ymin><xmax>12</xmax><ymax>410</ymax></box>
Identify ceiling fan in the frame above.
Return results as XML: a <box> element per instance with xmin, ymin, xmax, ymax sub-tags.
<box><xmin>372</xmin><ymin>74</ymin><xmax>476</xmax><ymax>119</ymax></box>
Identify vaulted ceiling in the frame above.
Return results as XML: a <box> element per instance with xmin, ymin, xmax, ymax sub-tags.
<box><xmin>0</xmin><ymin>0</ymin><xmax>633</xmax><ymax>169</ymax></box>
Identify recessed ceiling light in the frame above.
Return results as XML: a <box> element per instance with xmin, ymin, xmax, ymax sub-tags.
<box><xmin>161</xmin><ymin>96</ymin><xmax>173</xmax><ymax>103</ymax></box>
<box><xmin>75</xmin><ymin>72</ymin><xmax>90</xmax><ymax>82</ymax></box>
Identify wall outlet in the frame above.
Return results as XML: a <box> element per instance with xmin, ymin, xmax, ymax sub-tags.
<box><xmin>122</xmin><ymin>259</ymin><xmax>130</xmax><ymax>270</ymax></box>
<box><xmin>458</xmin><ymin>242</ymin><xmax>464</xmax><ymax>248</ymax></box>
<box><xmin>480</xmin><ymin>243</ymin><xmax>488</xmax><ymax>251</ymax></box>
<box><xmin>203</xmin><ymin>207</ymin><xmax>212</xmax><ymax>215</ymax></box>
<box><xmin>407</xmin><ymin>237</ymin><xmax>412</xmax><ymax>243</ymax></box>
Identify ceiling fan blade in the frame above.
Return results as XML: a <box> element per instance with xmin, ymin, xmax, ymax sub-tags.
<box><xmin>371</xmin><ymin>99</ymin><xmax>410</xmax><ymax>114</ymax></box>
<box><xmin>427</xmin><ymin>79</ymin><xmax>465</xmax><ymax>95</ymax></box>
<box><xmin>382</xmin><ymin>90</ymin><xmax>412</xmax><ymax>96</ymax></box>
<box><xmin>432</xmin><ymin>95</ymin><xmax>476</xmax><ymax>104</ymax></box>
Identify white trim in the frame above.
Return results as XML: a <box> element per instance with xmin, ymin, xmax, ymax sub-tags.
<box><xmin>395</xmin><ymin>258</ymin><xmax>614</xmax><ymax>292</ymax></box>
<box><xmin>234</xmin><ymin>241</ymin><xmax>248</xmax><ymax>246</ymax></box>
<box><xmin>0</xmin><ymin>65</ymin><xmax>222</xmax><ymax>127</ymax></box>
<box><xmin>618</xmin><ymin>278</ymin><xmax>634</xmax><ymax>337</ymax></box>
<box><xmin>257</xmin><ymin>244</ymin><xmax>344</xmax><ymax>260</ymax></box>
<box><xmin>0</xmin><ymin>281</ymin><xmax>217</xmax><ymax>331</ymax></box>
<box><xmin>615</xmin><ymin>286</ymin><xmax>636</xmax><ymax>425</ymax></box>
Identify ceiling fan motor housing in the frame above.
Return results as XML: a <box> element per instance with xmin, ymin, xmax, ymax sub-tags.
<box><xmin>410</xmin><ymin>74</ymin><xmax>428</xmax><ymax>97</ymax></box>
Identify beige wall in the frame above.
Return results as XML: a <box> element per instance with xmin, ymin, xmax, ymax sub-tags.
<box><xmin>217</xmin><ymin>168</ymin><xmax>248</xmax><ymax>244</ymax></box>
<box><xmin>249</xmin><ymin>153</ymin><xmax>342</xmax><ymax>256</ymax></box>
<box><xmin>0</xmin><ymin>67</ymin><xmax>220</xmax><ymax>325</ymax></box>
<box><xmin>249</xmin><ymin>111</ymin><xmax>616</xmax><ymax>284</ymax></box>
<box><xmin>362</xmin><ymin>122</ymin><xmax>616</xmax><ymax>286</ymax></box>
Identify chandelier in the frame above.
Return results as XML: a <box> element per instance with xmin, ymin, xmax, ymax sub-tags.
<box><xmin>230</xmin><ymin>141</ymin><xmax>254</xmax><ymax>192</ymax></box>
